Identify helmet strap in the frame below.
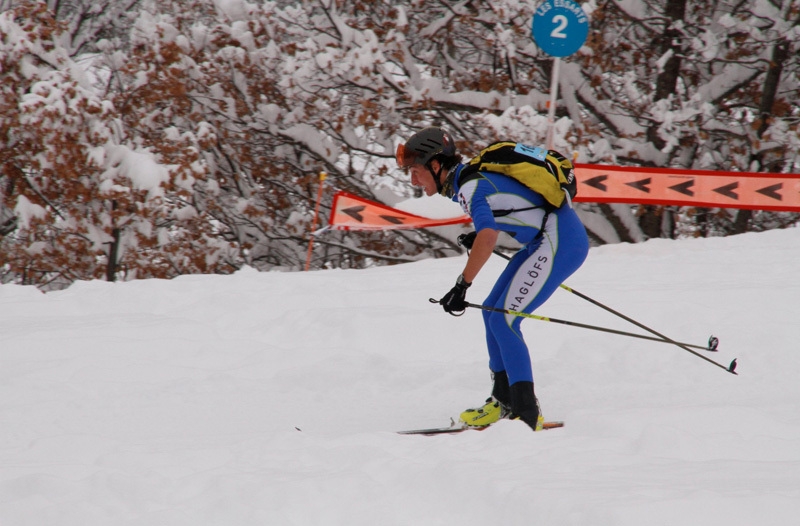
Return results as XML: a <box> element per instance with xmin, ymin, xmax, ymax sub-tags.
<box><xmin>428</xmin><ymin>162</ymin><xmax>445</xmax><ymax>195</ymax></box>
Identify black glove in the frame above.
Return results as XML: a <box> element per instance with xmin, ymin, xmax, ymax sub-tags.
<box><xmin>457</xmin><ymin>231</ymin><xmax>477</xmax><ymax>250</ymax></box>
<box><xmin>440</xmin><ymin>274</ymin><xmax>471</xmax><ymax>316</ymax></box>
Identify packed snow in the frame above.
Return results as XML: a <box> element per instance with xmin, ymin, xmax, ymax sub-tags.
<box><xmin>2</xmin><ymin>227</ymin><xmax>799</xmax><ymax>525</ymax></box>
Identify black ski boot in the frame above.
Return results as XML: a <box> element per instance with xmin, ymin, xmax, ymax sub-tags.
<box><xmin>509</xmin><ymin>381</ymin><xmax>544</xmax><ymax>431</ymax></box>
<box><xmin>491</xmin><ymin>370</ymin><xmax>511</xmax><ymax>407</ymax></box>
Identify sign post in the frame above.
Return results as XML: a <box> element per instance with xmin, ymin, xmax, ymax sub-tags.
<box><xmin>531</xmin><ymin>0</ymin><xmax>589</xmax><ymax>149</ymax></box>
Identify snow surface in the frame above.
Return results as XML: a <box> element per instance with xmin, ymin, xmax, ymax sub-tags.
<box><xmin>2</xmin><ymin>227</ymin><xmax>799</xmax><ymax>525</ymax></box>
<box><xmin>393</xmin><ymin>193</ymin><xmax>465</xmax><ymax>219</ymax></box>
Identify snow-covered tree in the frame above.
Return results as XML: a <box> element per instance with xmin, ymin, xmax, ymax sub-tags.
<box><xmin>1</xmin><ymin>0</ymin><xmax>797</xmax><ymax>287</ymax></box>
<box><xmin>569</xmin><ymin>0</ymin><xmax>800</xmax><ymax>239</ymax></box>
<box><xmin>0</xmin><ymin>1</ymin><xmax>235</xmax><ymax>288</ymax></box>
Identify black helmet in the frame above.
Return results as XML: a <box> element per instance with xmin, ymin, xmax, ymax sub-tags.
<box><xmin>396</xmin><ymin>127</ymin><xmax>457</xmax><ymax>169</ymax></box>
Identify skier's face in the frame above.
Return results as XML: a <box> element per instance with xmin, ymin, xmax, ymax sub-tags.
<box><xmin>409</xmin><ymin>161</ymin><xmax>441</xmax><ymax>196</ymax></box>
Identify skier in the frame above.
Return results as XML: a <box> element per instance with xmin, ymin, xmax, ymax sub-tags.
<box><xmin>395</xmin><ymin>127</ymin><xmax>589</xmax><ymax>431</ymax></box>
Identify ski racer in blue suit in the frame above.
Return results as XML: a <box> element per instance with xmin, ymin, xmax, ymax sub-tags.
<box><xmin>396</xmin><ymin>127</ymin><xmax>589</xmax><ymax>431</ymax></box>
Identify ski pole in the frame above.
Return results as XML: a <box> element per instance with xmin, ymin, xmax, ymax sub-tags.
<box><xmin>548</xmin><ymin>291</ymin><xmax>738</xmax><ymax>374</ymax></box>
<box><xmin>457</xmin><ymin>240</ymin><xmax>737</xmax><ymax>373</ymax></box>
<box><xmin>553</xmin><ymin>282</ymin><xmax>736</xmax><ymax>373</ymax></box>
<box><xmin>428</xmin><ymin>298</ymin><xmax>717</xmax><ymax>352</ymax></box>
<box><xmin>488</xmin><ymin>248</ymin><xmax>726</xmax><ymax>360</ymax></box>
<box><xmin>459</xmin><ymin>300</ymin><xmax>736</xmax><ymax>374</ymax></box>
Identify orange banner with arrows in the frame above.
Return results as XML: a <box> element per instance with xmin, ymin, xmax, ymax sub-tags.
<box><xmin>327</xmin><ymin>166</ymin><xmax>800</xmax><ymax>232</ymax></box>
<box><xmin>574</xmin><ymin>164</ymin><xmax>800</xmax><ymax>212</ymax></box>
<box><xmin>328</xmin><ymin>191</ymin><xmax>471</xmax><ymax>231</ymax></box>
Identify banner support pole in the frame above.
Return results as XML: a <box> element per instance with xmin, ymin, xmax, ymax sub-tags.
<box><xmin>305</xmin><ymin>171</ymin><xmax>327</xmax><ymax>271</ymax></box>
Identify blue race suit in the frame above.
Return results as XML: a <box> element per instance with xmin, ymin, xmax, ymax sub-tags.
<box><xmin>451</xmin><ymin>164</ymin><xmax>589</xmax><ymax>386</ymax></box>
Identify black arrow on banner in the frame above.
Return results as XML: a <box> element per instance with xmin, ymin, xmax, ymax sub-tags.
<box><xmin>669</xmin><ymin>179</ymin><xmax>695</xmax><ymax>197</ymax></box>
<box><xmin>584</xmin><ymin>175</ymin><xmax>608</xmax><ymax>192</ymax></box>
<box><xmin>756</xmin><ymin>183</ymin><xmax>783</xmax><ymax>201</ymax></box>
<box><xmin>342</xmin><ymin>206</ymin><xmax>366</xmax><ymax>222</ymax></box>
<box><xmin>626</xmin><ymin>178</ymin><xmax>651</xmax><ymax>193</ymax></box>
<box><xmin>379</xmin><ymin>215</ymin><xmax>406</xmax><ymax>225</ymax></box>
<box><xmin>714</xmin><ymin>182</ymin><xmax>739</xmax><ymax>200</ymax></box>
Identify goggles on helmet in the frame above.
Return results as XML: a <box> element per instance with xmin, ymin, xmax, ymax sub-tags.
<box><xmin>395</xmin><ymin>143</ymin><xmax>420</xmax><ymax>169</ymax></box>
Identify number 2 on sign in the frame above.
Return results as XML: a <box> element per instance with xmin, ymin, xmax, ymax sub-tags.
<box><xmin>551</xmin><ymin>14</ymin><xmax>568</xmax><ymax>38</ymax></box>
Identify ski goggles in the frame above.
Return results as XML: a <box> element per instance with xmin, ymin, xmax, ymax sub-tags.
<box><xmin>395</xmin><ymin>143</ymin><xmax>420</xmax><ymax>169</ymax></box>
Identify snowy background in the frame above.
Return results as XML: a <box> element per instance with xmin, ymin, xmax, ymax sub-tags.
<box><xmin>2</xmin><ymin>226</ymin><xmax>799</xmax><ymax>525</ymax></box>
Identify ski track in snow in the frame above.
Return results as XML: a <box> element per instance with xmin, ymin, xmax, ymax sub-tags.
<box><xmin>1</xmin><ymin>228</ymin><xmax>799</xmax><ymax>525</ymax></box>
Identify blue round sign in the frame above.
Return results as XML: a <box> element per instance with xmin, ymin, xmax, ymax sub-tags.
<box><xmin>532</xmin><ymin>0</ymin><xmax>589</xmax><ymax>57</ymax></box>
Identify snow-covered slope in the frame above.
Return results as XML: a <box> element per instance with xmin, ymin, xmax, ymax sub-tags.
<box><xmin>2</xmin><ymin>228</ymin><xmax>799</xmax><ymax>525</ymax></box>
